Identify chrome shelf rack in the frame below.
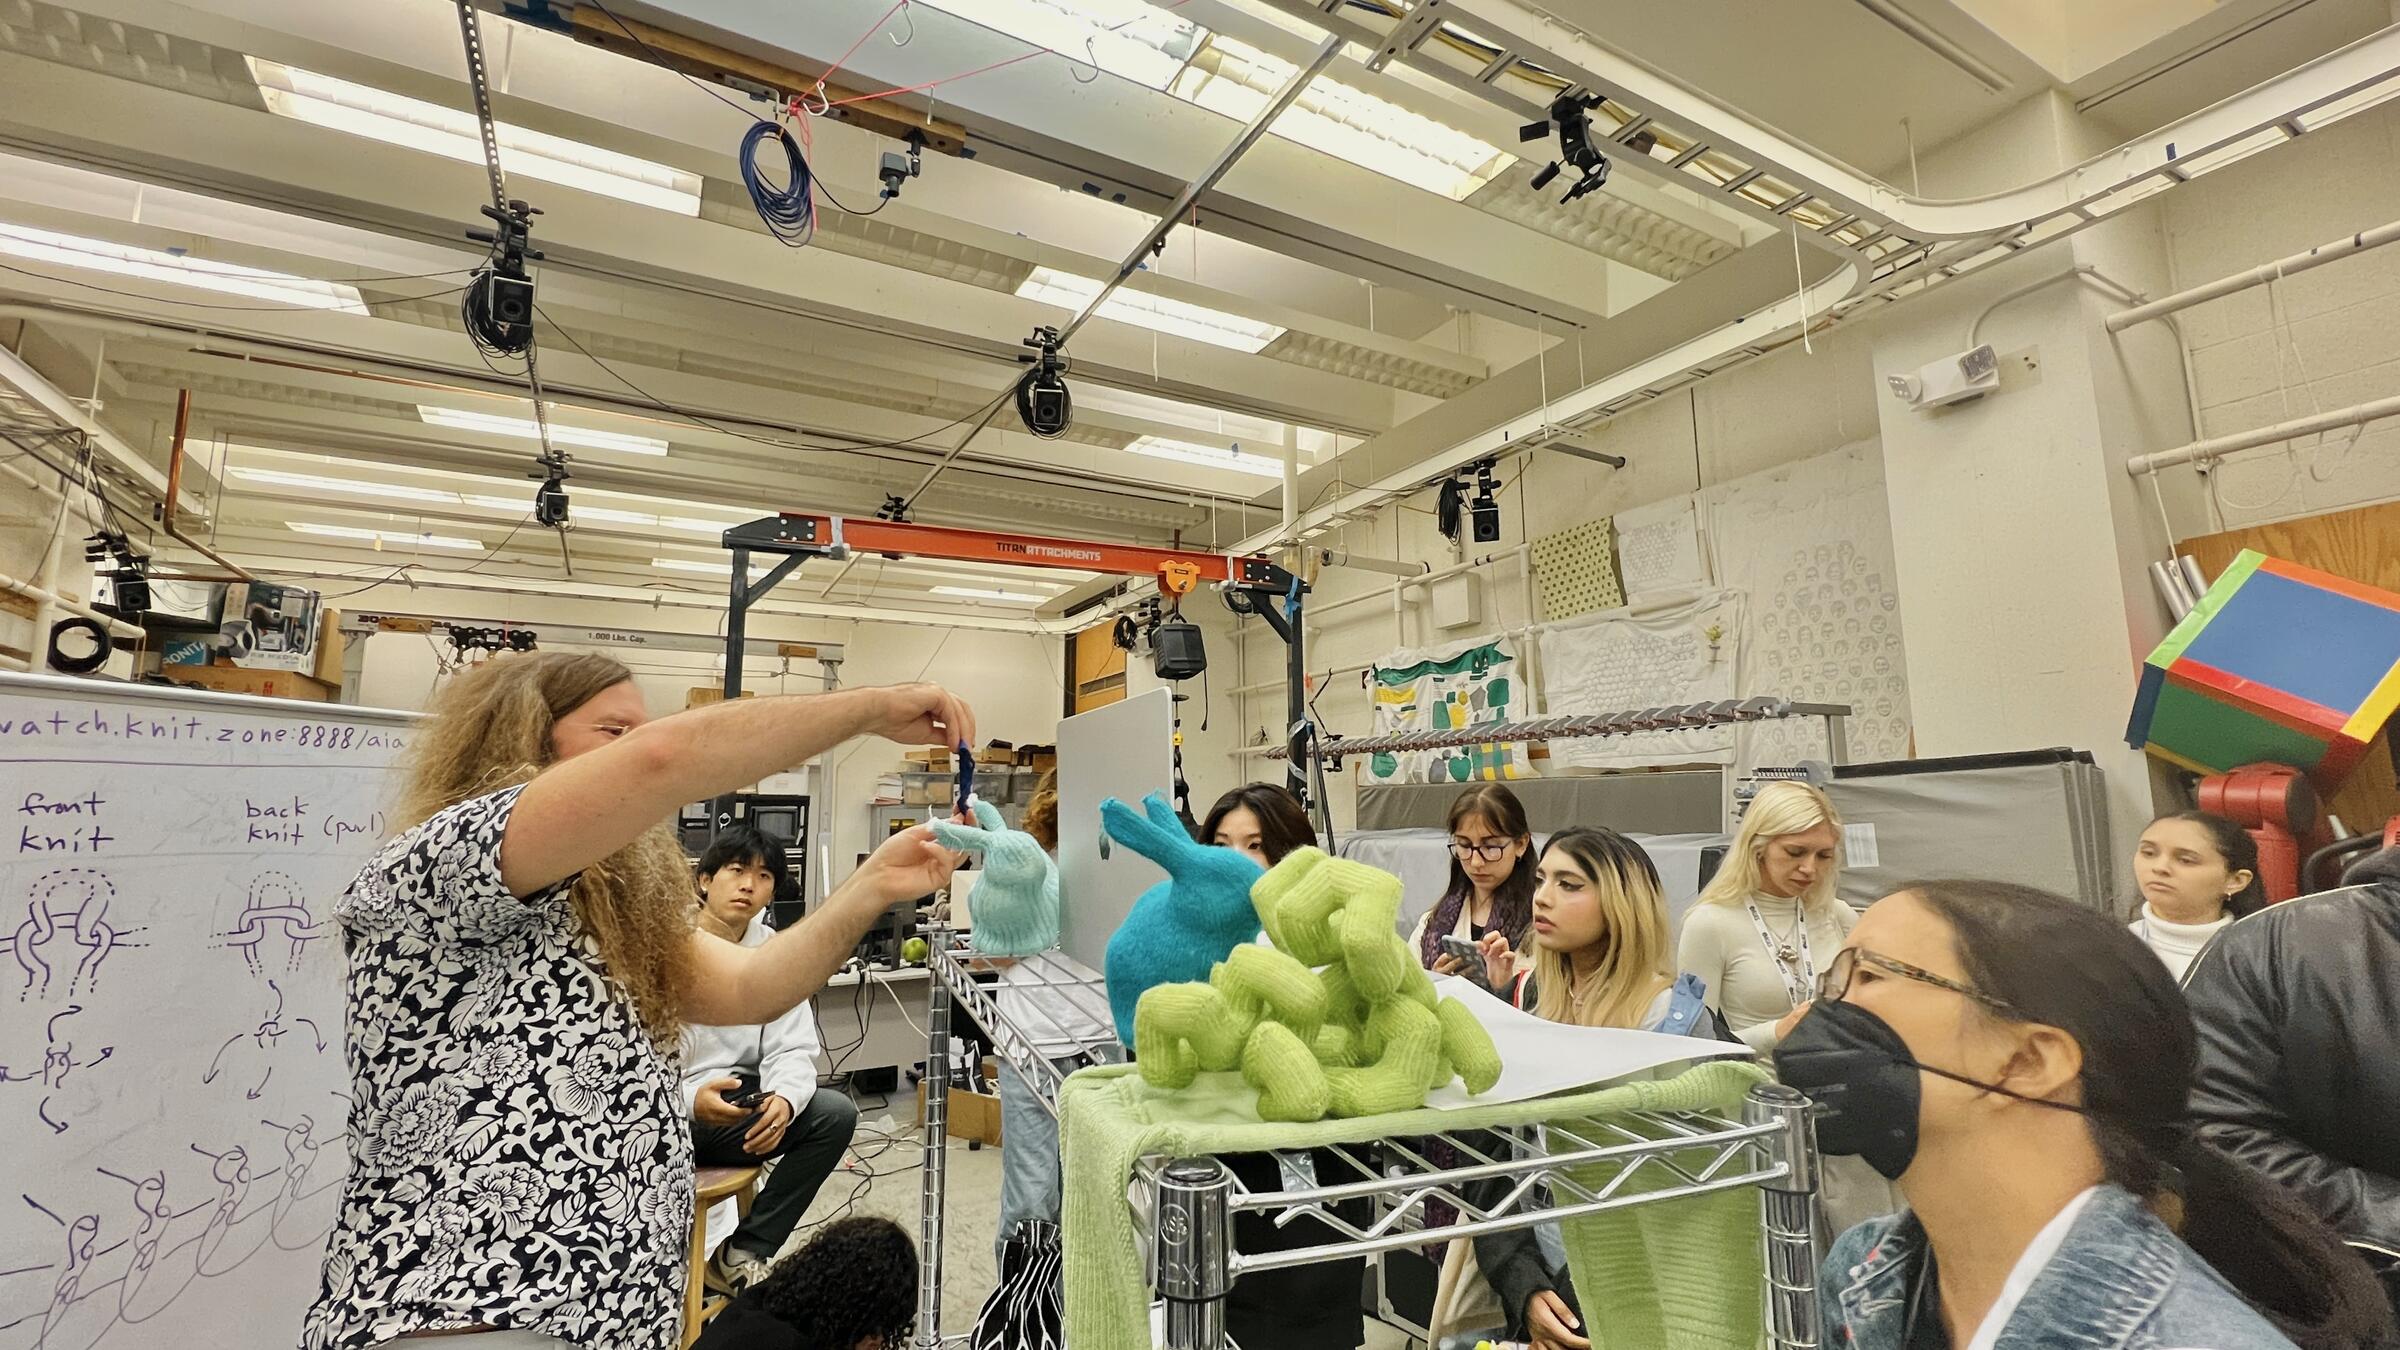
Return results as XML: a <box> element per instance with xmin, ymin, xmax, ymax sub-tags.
<box><xmin>915</xmin><ymin>930</ymin><xmax>1824</xmax><ymax>1350</ymax></box>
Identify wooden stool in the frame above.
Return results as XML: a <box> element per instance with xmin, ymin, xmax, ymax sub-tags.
<box><xmin>683</xmin><ymin>1164</ymin><xmax>763</xmax><ymax>1349</ymax></box>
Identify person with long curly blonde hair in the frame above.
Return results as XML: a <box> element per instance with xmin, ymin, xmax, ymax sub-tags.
<box><xmin>304</xmin><ymin>652</ymin><xmax>973</xmax><ymax>1350</ymax></box>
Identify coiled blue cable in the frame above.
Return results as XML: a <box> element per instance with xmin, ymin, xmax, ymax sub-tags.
<box><xmin>741</xmin><ymin>120</ymin><xmax>815</xmax><ymax>246</ymax></box>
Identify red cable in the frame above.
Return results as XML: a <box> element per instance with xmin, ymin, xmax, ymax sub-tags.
<box><xmin>821</xmin><ymin>0</ymin><xmax>909</xmax><ymax>90</ymax></box>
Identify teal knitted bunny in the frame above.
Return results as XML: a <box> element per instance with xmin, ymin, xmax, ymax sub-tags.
<box><xmin>931</xmin><ymin>799</ymin><xmax>1060</xmax><ymax>957</ymax></box>
<box><xmin>1100</xmin><ymin>792</ymin><xmax>1265</xmax><ymax>1045</ymax></box>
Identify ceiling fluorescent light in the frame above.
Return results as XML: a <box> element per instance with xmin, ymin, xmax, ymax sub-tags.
<box><xmin>1173</xmin><ymin>34</ymin><xmax>1513</xmax><ymax>201</ymax></box>
<box><xmin>231</xmin><ymin>467</ymin><xmax>459</xmax><ymax>504</ymax></box>
<box><xmin>2299</xmin><ymin>73</ymin><xmax>2400</xmax><ymax>132</ymax></box>
<box><xmin>910</xmin><ymin>0</ymin><xmax>1202</xmax><ymax>92</ymax></box>
<box><xmin>418</xmin><ymin>404</ymin><xmax>670</xmax><ymax>456</ymax></box>
<box><xmin>1017</xmin><ymin>267</ymin><xmax>1282</xmax><ymax>353</ymax></box>
<box><xmin>289</xmin><ymin>521</ymin><xmax>483</xmax><ymax>551</ymax></box>
<box><xmin>908</xmin><ymin>2</ymin><xmax>1505</xmax><ymax>202</ymax></box>
<box><xmin>1124</xmin><ymin>435</ymin><xmax>1288</xmax><ymax>478</ymax></box>
<box><xmin>0</xmin><ymin>222</ymin><xmax>367</xmax><ymax>312</ymax></box>
<box><xmin>651</xmin><ymin>557</ymin><xmax>755</xmax><ymax>576</ymax></box>
<box><xmin>248</xmin><ymin>60</ymin><xmax>702</xmax><ymax>216</ymax></box>
<box><xmin>930</xmin><ymin>586</ymin><xmax>1047</xmax><ymax>603</ymax></box>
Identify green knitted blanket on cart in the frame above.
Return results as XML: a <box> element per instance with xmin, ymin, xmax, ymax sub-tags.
<box><xmin>1057</xmin><ymin>1058</ymin><xmax>1773</xmax><ymax>1349</ymax></box>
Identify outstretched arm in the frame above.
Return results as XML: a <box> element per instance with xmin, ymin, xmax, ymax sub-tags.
<box><xmin>500</xmin><ymin>683</ymin><xmax>974</xmax><ymax>898</ymax></box>
<box><xmin>683</xmin><ymin>825</ymin><xmax>960</xmax><ymax>1026</ymax></box>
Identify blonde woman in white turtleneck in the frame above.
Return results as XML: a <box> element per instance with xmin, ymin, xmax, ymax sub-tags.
<box><xmin>2127</xmin><ymin>809</ymin><xmax>2262</xmax><ymax>981</ymax></box>
<box><xmin>1677</xmin><ymin>781</ymin><xmax>1855</xmax><ymax>1052</ymax></box>
<box><xmin>1679</xmin><ymin>780</ymin><xmax>1899</xmax><ymax>1233</ymax></box>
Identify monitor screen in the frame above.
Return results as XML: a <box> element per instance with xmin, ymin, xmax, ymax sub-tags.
<box><xmin>750</xmin><ymin>805</ymin><xmax>801</xmax><ymax>846</ymax></box>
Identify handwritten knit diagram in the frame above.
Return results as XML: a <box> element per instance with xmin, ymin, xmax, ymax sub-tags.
<box><xmin>0</xmin><ymin>688</ymin><xmax>398</xmax><ymax>1350</ymax></box>
<box><xmin>201</xmin><ymin>982</ymin><xmax>326</xmax><ymax>1102</ymax></box>
<box><xmin>0</xmin><ymin>1007</ymin><xmax>113</xmax><ymax>1134</ymax></box>
<box><xmin>2</xmin><ymin>872</ymin><xmax>145</xmax><ymax>1002</ymax></box>
<box><xmin>214</xmin><ymin>874</ymin><xmax>322</xmax><ymax>979</ymax></box>
<box><xmin>0</xmin><ymin>1117</ymin><xmax>347</xmax><ymax>1350</ymax></box>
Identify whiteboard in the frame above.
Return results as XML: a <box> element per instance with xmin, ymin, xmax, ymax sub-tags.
<box><xmin>0</xmin><ymin>673</ymin><xmax>414</xmax><ymax>1350</ymax></box>
<box><xmin>1053</xmin><ymin>689</ymin><xmax>1175</xmax><ymax>974</ymax></box>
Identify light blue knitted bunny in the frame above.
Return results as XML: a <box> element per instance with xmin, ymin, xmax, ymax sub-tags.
<box><xmin>1099</xmin><ymin>792</ymin><xmax>1265</xmax><ymax>1045</ymax></box>
<box><xmin>931</xmin><ymin>800</ymin><xmax>1060</xmax><ymax>957</ymax></box>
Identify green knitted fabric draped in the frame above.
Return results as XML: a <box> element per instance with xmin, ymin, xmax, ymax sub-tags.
<box><xmin>1058</xmin><ymin>1058</ymin><xmax>1772</xmax><ymax>1349</ymax></box>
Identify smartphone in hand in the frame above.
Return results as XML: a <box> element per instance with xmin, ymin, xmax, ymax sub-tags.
<box><xmin>1437</xmin><ymin>934</ymin><xmax>1482</xmax><ymax>964</ymax></box>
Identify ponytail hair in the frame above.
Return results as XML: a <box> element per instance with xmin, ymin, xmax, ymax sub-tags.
<box><xmin>2151</xmin><ymin>809</ymin><xmax>2268</xmax><ymax>918</ymax></box>
<box><xmin>1907</xmin><ymin>880</ymin><xmax>2394</xmax><ymax>1349</ymax></box>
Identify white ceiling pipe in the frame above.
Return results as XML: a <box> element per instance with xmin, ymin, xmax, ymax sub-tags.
<box><xmin>1315</xmin><ymin>548</ymin><xmax>1430</xmax><ymax>578</ymax></box>
<box><xmin>2126</xmin><ymin>392</ymin><xmax>2400</xmax><ymax>476</ymax></box>
<box><xmin>2107</xmin><ymin>219</ymin><xmax>2400</xmax><ymax>332</ymax></box>
<box><xmin>0</xmin><ymin>571</ymin><xmax>145</xmax><ymax>642</ymax></box>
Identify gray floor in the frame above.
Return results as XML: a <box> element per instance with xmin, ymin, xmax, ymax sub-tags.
<box><xmin>769</xmin><ymin>1095</ymin><xmax>1417</xmax><ymax>1348</ymax></box>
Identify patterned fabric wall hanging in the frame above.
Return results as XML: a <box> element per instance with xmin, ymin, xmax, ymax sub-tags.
<box><xmin>1532</xmin><ymin>517</ymin><xmax>1624</xmax><ymax>623</ymax></box>
<box><xmin>1362</xmin><ymin>635</ymin><xmax>1539</xmax><ymax>785</ymax></box>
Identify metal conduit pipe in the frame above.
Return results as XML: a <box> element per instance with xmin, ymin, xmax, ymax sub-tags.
<box><xmin>2107</xmin><ymin>219</ymin><xmax>2400</xmax><ymax>332</ymax></box>
<box><xmin>1301</xmin><ymin>545</ymin><xmax>1530</xmax><ymax>623</ymax></box>
<box><xmin>1315</xmin><ymin>548</ymin><xmax>1430</xmax><ymax>579</ymax></box>
<box><xmin>163</xmin><ymin>388</ymin><xmax>252</xmax><ymax>582</ymax></box>
<box><xmin>2125</xmin><ymin>392</ymin><xmax>2400</xmax><ymax>477</ymax></box>
<box><xmin>1226</xmin><ymin>583</ymin><xmax>1699</xmax><ymax>698</ymax></box>
<box><xmin>157</xmin><ymin>565</ymin><xmax>1070</xmax><ymax>637</ymax></box>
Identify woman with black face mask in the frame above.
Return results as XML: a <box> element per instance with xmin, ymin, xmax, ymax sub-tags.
<box><xmin>1775</xmin><ymin>880</ymin><xmax>2394</xmax><ymax>1350</ymax></box>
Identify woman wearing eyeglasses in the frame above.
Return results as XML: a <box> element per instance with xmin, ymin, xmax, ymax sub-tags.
<box><xmin>1777</xmin><ymin>881</ymin><xmax>2393</xmax><ymax>1350</ymax></box>
<box><xmin>1408</xmin><ymin>783</ymin><xmax>1537</xmax><ymax>984</ymax></box>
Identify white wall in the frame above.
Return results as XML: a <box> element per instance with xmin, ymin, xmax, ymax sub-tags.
<box><xmin>2154</xmin><ymin>98</ymin><xmax>2400</xmax><ymax>529</ymax></box>
<box><xmin>1214</xmin><ymin>319</ymin><xmax>1883</xmax><ymax>834</ymax></box>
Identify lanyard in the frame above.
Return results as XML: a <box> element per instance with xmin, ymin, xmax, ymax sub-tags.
<box><xmin>1743</xmin><ymin>896</ymin><xmax>1815</xmax><ymax>1008</ymax></box>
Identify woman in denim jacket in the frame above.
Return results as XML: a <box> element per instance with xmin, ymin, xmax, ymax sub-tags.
<box><xmin>1775</xmin><ymin>880</ymin><xmax>2393</xmax><ymax>1350</ymax></box>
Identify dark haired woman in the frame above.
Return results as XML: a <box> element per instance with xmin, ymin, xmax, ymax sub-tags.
<box><xmin>1778</xmin><ymin>880</ymin><xmax>2393</xmax><ymax>1350</ymax></box>
<box><xmin>2129</xmin><ymin>810</ymin><xmax>2264</xmax><ymax>980</ymax></box>
<box><xmin>1407</xmin><ymin>783</ymin><xmax>1536</xmax><ymax>983</ymax></box>
<box><xmin>693</xmin><ymin>1215</ymin><xmax>917</xmax><ymax>1350</ymax></box>
<box><xmin>1191</xmin><ymin>784</ymin><xmax>1368</xmax><ymax>1350</ymax></box>
<box><xmin>1200</xmin><ymin>782</ymin><xmax>1317</xmax><ymax>869</ymax></box>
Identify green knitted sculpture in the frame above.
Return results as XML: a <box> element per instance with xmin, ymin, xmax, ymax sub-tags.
<box><xmin>1133</xmin><ymin>848</ymin><xmax>1502</xmax><ymax>1122</ymax></box>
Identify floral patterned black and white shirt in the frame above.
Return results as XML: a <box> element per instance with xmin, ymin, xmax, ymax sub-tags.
<box><xmin>302</xmin><ymin>785</ymin><xmax>690</xmax><ymax>1350</ymax></box>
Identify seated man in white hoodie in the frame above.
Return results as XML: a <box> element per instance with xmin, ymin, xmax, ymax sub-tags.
<box><xmin>685</xmin><ymin>824</ymin><xmax>861</xmax><ymax>1292</ymax></box>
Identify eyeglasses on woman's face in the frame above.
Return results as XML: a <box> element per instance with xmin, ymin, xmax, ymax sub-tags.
<box><xmin>1451</xmin><ymin>838</ymin><xmax>1515</xmax><ymax>862</ymax></box>
<box><xmin>1816</xmin><ymin>946</ymin><xmax>2020</xmax><ymax>1017</ymax></box>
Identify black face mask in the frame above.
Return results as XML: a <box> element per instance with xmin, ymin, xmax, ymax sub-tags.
<box><xmin>1772</xmin><ymin>998</ymin><xmax>2085</xmax><ymax>1180</ymax></box>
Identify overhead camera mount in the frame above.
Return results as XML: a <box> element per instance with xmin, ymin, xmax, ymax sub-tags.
<box><xmin>878</xmin><ymin>132</ymin><xmax>925</xmax><ymax>202</ymax></box>
<box><xmin>1434</xmin><ymin>457</ymin><xmax>1504</xmax><ymax>545</ymax></box>
<box><xmin>1015</xmin><ymin>324</ymin><xmax>1072</xmax><ymax>438</ymax></box>
<box><xmin>1523</xmin><ymin>91</ymin><xmax>1614</xmax><ymax>205</ymax></box>
<box><xmin>531</xmin><ymin>451</ymin><xmax>571</xmax><ymax>528</ymax></box>
<box><xmin>464</xmin><ymin>199</ymin><xmax>544</xmax><ymax>355</ymax></box>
